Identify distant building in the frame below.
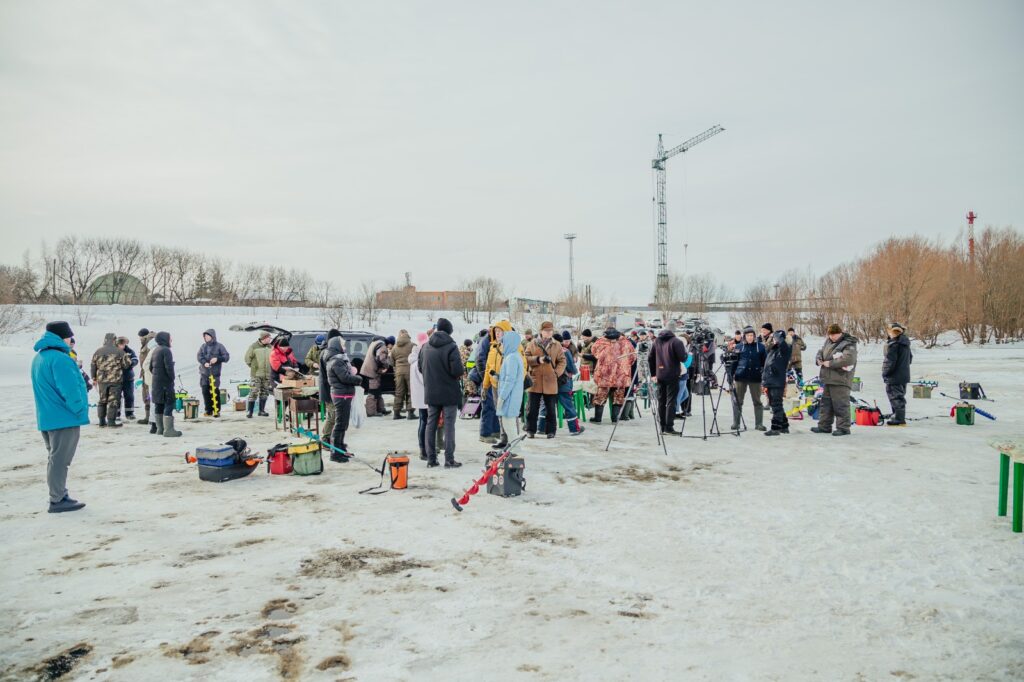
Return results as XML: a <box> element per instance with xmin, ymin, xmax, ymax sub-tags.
<box><xmin>507</xmin><ymin>297</ymin><xmax>555</xmax><ymax>315</ymax></box>
<box><xmin>376</xmin><ymin>285</ymin><xmax>476</xmax><ymax>311</ymax></box>
<box><xmin>238</xmin><ymin>290</ymin><xmax>307</xmax><ymax>307</ymax></box>
<box><xmin>85</xmin><ymin>272</ymin><xmax>149</xmax><ymax>304</ymax></box>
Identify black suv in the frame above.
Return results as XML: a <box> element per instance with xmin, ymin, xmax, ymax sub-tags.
<box><xmin>243</xmin><ymin>324</ymin><xmax>395</xmax><ymax>394</ymax></box>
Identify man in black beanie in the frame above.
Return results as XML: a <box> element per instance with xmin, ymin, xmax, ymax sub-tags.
<box><xmin>420</xmin><ymin>317</ymin><xmax>463</xmax><ymax>468</ymax></box>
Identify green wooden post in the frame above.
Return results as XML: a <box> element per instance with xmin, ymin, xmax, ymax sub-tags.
<box><xmin>276</xmin><ymin>399</ymin><xmax>284</xmax><ymax>428</ymax></box>
<box><xmin>557</xmin><ymin>401</ymin><xmax>564</xmax><ymax>428</ymax></box>
<box><xmin>1013</xmin><ymin>462</ymin><xmax>1023</xmax><ymax>533</ymax></box>
<box><xmin>999</xmin><ymin>453</ymin><xmax>1010</xmax><ymax>516</ymax></box>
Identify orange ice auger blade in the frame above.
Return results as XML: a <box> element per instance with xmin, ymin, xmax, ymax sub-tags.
<box><xmin>450</xmin><ymin>435</ymin><xmax>527</xmax><ymax>512</ymax></box>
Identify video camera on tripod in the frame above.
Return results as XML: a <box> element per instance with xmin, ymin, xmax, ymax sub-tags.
<box><xmin>687</xmin><ymin>324</ymin><xmax>718</xmax><ymax>395</ymax></box>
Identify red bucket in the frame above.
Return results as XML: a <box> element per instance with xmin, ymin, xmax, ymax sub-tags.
<box><xmin>854</xmin><ymin>407</ymin><xmax>881</xmax><ymax>426</ymax></box>
<box><xmin>267</xmin><ymin>445</ymin><xmax>293</xmax><ymax>475</ymax></box>
<box><xmin>580</xmin><ymin>365</ymin><xmax>591</xmax><ymax>382</ymax></box>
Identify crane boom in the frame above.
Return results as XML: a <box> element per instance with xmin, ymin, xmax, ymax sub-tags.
<box><xmin>652</xmin><ymin>125</ymin><xmax>724</xmax><ymax>309</ymax></box>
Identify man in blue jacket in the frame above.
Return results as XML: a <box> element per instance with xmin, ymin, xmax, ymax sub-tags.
<box><xmin>31</xmin><ymin>322</ymin><xmax>89</xmax><ymax>513</ymax></box>
<box><xmin>197</xmin><ymin>328</ymin><xmax>230</xmax><ymax>417</ymax></box>
<box><xmin>731</xmin><ymin>326</ymin><xmax>767</xmax><ymax>431</ymax></box>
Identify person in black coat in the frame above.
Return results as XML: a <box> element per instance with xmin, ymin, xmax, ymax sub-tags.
<box><xmin>761</xmin><ymin>328</ymin><xmax>793</xmax><ymax>436</ymax></box>
<box><xmin>732</xmin><ymin>326</ymin><xmax>767</xmax><ymax>431</ymax></box>
<box><xmin>323</xmin><ymin>335</ymin><xmax>363</xmax><ymax>458</ymax></box>
<box><xmin>882</xmin><ymin>322</ymin><xmax>913</xmax><ymax>425</ymax></box>
<box><xmin>648</xmin><ymin>324</ymin><xmax>689</xmax><ymax>434</ymax></box>
<box><xmin>419</xmin><ymin>318</ymin><xmax>464</xmax><ymax>468</ymax></box>
<box><xmin>148</xmin><ymin>331</ymin><xmax>181</xmax><ymax>437</ymax></box>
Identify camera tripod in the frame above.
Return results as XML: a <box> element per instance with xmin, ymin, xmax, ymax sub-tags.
<box><xmin>604</xmin><ymin>348</ymin><xmax>668</xmax><ymax>455</ymax></box>
<box><xmin>678</xmin><ymin>344</ymin><xmax>743</xmax><ymax>440</ymax></box>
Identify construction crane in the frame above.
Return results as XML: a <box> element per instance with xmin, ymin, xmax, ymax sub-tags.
<box><xmin>652</xmin><ymin>124</ymin><xmax>725</xmax><ymax>307</ymax></box>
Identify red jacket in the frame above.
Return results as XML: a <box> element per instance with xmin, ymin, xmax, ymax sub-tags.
<box><xmin>270</xmin><ymin>346</ymin><xmax>298</xmax><ymax>372</ymax></box>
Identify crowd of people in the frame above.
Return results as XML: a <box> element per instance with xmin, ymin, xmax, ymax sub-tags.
<box><xmin>31</xmin><ymin>315</ymin><xmax>913</xmax><ymax>513</ymax></box>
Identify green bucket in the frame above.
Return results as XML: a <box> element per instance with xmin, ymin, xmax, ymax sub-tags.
<box><xmin>238</xmin><ymin>382</ymin><xmax>251</xmax><ymax>398</ymax></box>
<box><xmin>955</xmin><ymin>405</ymin><xmax>975</xmax><ymax>426</ymax></box>
<box><xmin>174</xmin><ymin>391</ymin><xmax>189</xmax><ymax>411</ymax></box>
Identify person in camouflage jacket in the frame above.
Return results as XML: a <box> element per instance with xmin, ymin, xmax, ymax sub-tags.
<box><xmin>91</xmin><ymin>332</ymin><xmax>131</xmax><ymax>428</ymax></box>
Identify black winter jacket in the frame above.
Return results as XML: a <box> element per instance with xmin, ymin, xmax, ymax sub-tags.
<box><xmin>648</xmin><ymin>329</ymin><xmax>689</xmax><ymax>382</ymax></box>
<box><xmin>882</xmin><ymin>332</ymin><xmax>912</xmax><ymax>385</ymax></box>
<box><xmin>420</xmin><ymin>331</ymin><xmax>465</xmax><ymax>406</ymax></box>
<box><xmin>761</xmin><ymin>330</ymin><xmax>792</xmax><ymax>388</ymax></box>
<box><xmin>323</xmin><ymin>337</ymin><xmax>362</xmax><ymax>398</ymax></box>
<box><xmin>197</xmin><ymin>328</ymin><xmax>230</xmax><ymax>378</ymax></box>
<box><xmin>149</xmin><ymin>332</ymin><xmax>176</xmax><ymax>404</ymax></box>
<box><xmin>734</xmin><ymin>340</ymin><xmax>766</xmax><ymax>383</ymax></box>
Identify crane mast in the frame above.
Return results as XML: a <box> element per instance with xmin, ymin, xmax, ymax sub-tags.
<box><xmin>652</xmin><ymin>124</ymin><xmax>724</xmax><ymax>307</ymax></box>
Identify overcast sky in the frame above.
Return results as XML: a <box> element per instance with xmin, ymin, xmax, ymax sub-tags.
<box><xmin>1</xmin><ymin>1</ymin><xmax>1021</xmax><ymax>303</ymax></box>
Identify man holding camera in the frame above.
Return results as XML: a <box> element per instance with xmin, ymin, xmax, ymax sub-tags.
<box><xmin>762</xmin><ymin>327</ymin><xmax>793</xmax><ymax>436</ymax></box>
<box><xmin>649</xmin><ymin>322</ymin><xmax>688</xmax><ymax>434</ymax></box>
<box><xmin>524</xmin><ymin>321</ymin><xmax>566</xmax><ymax>438</ymax></box>
<box><xmin>731</xmin><ymin>326</ymin><xmax>766</xmax><ymax>431</ymax></box>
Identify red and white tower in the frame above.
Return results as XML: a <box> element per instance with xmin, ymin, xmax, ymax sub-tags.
<box><xmin>966</xmin><ymin>210</ymin><xmax>977</xmax><ymax>266</ymax></box>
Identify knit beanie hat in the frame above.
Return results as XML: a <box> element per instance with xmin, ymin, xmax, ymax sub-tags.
<box><xmin>560</xmin><ymin>330</ymin><xmax>572</xmax><ymax>341</ymax></box>
<box><xmin>436</xmin><ymin>318</ymin><xmax>454</xmax><ymax>335</ymax></box>
<box><xmin>761</xmin><ymin>323</ymin><xmax>773</xmax><ymax>333</ymax></box>
<box><xmin>138</xmin><ymin>327</ymin><xmax>150</xmax><ymax>337</ymax></box>
<box><xmin>386</xmin><ymin>335</ymin><xmax>396</xmax><ymax>345</ymax></box>
<box><xmin>827</xmin><ymin>323</ymin><xmax>843</xmax><ymax>335</ymax></box>
<box><xmin>259</xmin><ymin>330</ymin><xmax>271</xmax><ymax>340</ymax></box>
<box><xmin>581</xmin><ymin>329</ymin><xmax>592</xmax><ymax>338</ymax></box>
<box><xmin>742</xmin><ymin>325</ymin><xmax>755</xmax><ymax>335</ymax></box>
<box><xmin>327</xmin><ymin>328</ymin><xmax>342</xmax><ymax>340</ymax></box>
<box><xmin>463</xmin><ymin>339</ymin><xmax>473</xmax><ymax>347</ymax></box>
<box><xmin>315</xmin><ymin>334</ymin><xmax>326</xmax><ymax>344</ymax></box>
<box><xmin>46</xmin><ymin>321</ymin><xmax>74</xmax><ymax>340</ymax></box>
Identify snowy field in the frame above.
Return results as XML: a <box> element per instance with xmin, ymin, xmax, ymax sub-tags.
<box><xmin>1</xmin><ymin>305</ymin><xmax>1022</xmax><ymax>680</ymax></box>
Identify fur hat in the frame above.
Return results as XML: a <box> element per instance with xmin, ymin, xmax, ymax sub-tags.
<box><xmin>259</xmin><ymin>330</ymin><xmax>272</xmax><ymax>340</ymax></box>
<box><xmin>742</xmin><ymin>325</ymin><xmax>755</xmax><ymax>335</ymax></box>
<box><xmin>888</xmin><ymin>322</ymin><xmax>905</xmax><ymax>333</ymax></box>
<box><xmin>45</xmin><ymin>321</ymin><xmax>74</xmax><ymax>340</ymax></box>
<box><xmin>827</xmin><ymin>323</ymin><xmax>843</xmax><ymax>335</ymax></box>
<box><xmin>463</xmin><ymin>339</ymin><xmax>473</xmax><ymax>347</ymax></box>
<box><xmin>436</xmin><ymin>318</ymin><xmax>453</xmax><ymax>335</ymax></box>
<box><xmin>761</xmin><ymin>322</ymin><xmax>773</xmax><ymax>333</ymax></box>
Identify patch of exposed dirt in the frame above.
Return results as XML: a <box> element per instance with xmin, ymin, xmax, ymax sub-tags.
<box><xmin>299</xmin><ymin>547</ymin><xmax>429</xmax><ymax>578</ymax></box>
<box><xmin>227</xmin><ymin>623</ymin><xmax>304</xmax><ymax>680</ymax></box>
<box><xmin>261</xmin><ymin>598</ymin><xmax>298</xmax><ymax>620</ymax></box>
<box><xmin>172</xmin><ymin>549</ymin><xmax>224</xmax><ymax>567</ymax></box>
<box><xmin>110</xmin><ymin>653</ymin><xmax>135</xmax><ymax>669</ymax></box>
<box><xmin>28</xmin><ymin>642</ymin><xmax>92</xmax><ymax>680</ymax></box>
<box><xmin>507</xmin><ymin>519</ymin><xmax>578</xmax><ymax>547</ymax></box>
<box><xmin>234</xmin><ymin>537</ymin><xmax>270</xmax><ymax>548</ymax></box>
<box><xmin>574</xmin><ymin>461</ymin><xmax>717</xmax><ymax>484</ymax></box>
<box><xmin>162</xmin><ymin>630</ymin><xmax>220</xmax><ymax>665</ymax></box>
<box><xmin>316</xmin><ymin>654</ymin><xmax>352</xmax><ymax>671</ymax></box>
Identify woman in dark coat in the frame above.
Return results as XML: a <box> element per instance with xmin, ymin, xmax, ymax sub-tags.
<box><xmin>148</xmin><ymin>332</ymin><xmax>181</xmax><ymax>437</ymax></box>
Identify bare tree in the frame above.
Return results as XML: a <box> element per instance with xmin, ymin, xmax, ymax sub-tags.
<box><xmin>469</xmin><ymin>276</ymin><xmax>504</xmax><ymax>323</ymax></box>
<box><xmin>51</xmin><ymin>236</ymin><xmax>106</xmax><ymax>303</ymax></box>
<box><xmin>354</xmin><ymin>280</ymin><xmax>380</xmax><ymax>327</ymax></box>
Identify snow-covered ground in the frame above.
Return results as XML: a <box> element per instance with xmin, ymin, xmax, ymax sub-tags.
<box><xmin>1</xmin><ymin>305</ymin><xmax>1022</xmax><ymax>680</ymax></box>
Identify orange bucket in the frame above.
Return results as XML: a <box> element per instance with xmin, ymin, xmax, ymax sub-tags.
<box><xmin>388</xmin><ymin>455</ymin><xmax>409</xmax><ymax>490</ymax></box>
<box><xmin>580</xmin><ymin>365</ymin><xmax>591</xmax><ymax>381</ymax></box>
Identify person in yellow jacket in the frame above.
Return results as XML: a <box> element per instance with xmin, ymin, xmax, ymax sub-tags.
<box><xmin>478</xmin><ymin>319</ymin><xmax>527</xmax><ymax>445</ymax></box>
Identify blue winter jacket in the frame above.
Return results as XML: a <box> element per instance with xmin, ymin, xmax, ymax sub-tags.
<box><xmin>197</xmin><ymin>328</ymin><xmax>230</xmax><ymax>378</ymax></box>
<box><xmin>32</xmin><ymin>332</ymin><xmax>90</xmax><ymax>432</ymax></box>
<box><xmin>560</xmin><ymin>347</ymin><xmax>577</xmax><ymax>394</ymax></box>
<box><xmin>734</xmin><ymin>340</ymin><xmax>767</xmax><ymax>383</ymax></box>
<box><xmin>496</xmin><ymin>331</ymin><xmax>525</xmax><ymax>419</ymax></box>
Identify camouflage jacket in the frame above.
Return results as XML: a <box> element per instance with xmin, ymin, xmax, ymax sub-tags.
<box><xmin>91</xmin><ymin>333</ymin><xmax>131</xmax><ymax>384</ymax></box>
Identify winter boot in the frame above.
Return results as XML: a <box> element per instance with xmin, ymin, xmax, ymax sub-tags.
<box><xmin>137</xmin><ymin>405</ymin><xmax>150</xmax><ymax>425</ymax></box>
<box><xmin>162</xmin><ymin>415</ymin><xmax>182</xmax><ymax>438</ymax></box>
<box><xmin>125</xmin><ymin>410</ymin><xmax>135</xmax><ymax>420</ymax></box>
<box><xmin>393</xmin><ymin>411</ymin><xmax>405</xmax><ymax>420</ymax></box>
<box><xmin>590</xmin><ymin>404</ymin><xmax>604</xmax><ymax>423</ymax></box>
<box><xmin>246</xmin><ymin>400</ymin><xmax>255</xmax><ymax>419</ymax></box>
<box><xmin>407</xmin><ymin>409</ymin><xmax>416</xmax><ymax>420</ymax></box>
<box><xmin>155</xmin><ymin>415</ymin><xmax>164</xmax><ymax>435</ymax></box>
<box><xmin>257</xmin><ymin>397</ymin><xmax>269</xmax><ymax>417</ymax></box>
<box><xmin>810</xmin><ymin>426</ymin><xmax>832</xmax><ymax>434</ymax></box>
<box><xmin>427</xmin><ymin>454</ymin><xmax>440</xmax><ymax>468</ymax></box>
<box><xmin>444</xmin><ymin>457</ymin><xmax>462</xmax><ymax>469</ymax></box>
<box><xmin>610</xmin><ymin>404</ymin><xmax>621</xmax><ymax>422</ymax></box>
<box><xmin>149</xmin><ymin>422</ymin><xmax>158</xmax><ymax>435</ymax></box>
<box><xmin>377</xmin><ymin>396</ymin><xmax>389</xmax><ymax>416</ymax></box>
<box><xmin>754</xmin><ymin>405</ymin><xmax>766</xmax><ymax>431</ymax></box>
<box><xmin>492</xmin><ymin>433</ymin><xmax>509</xmax><ymax>449</ymax></box>
<box><xmin>887</xmin><ymin>409</ymin><xmax>906</xmax><ymax>426</ymax></box>
<box><xmin>419</xmin><ymin>449</ymin><xmax>428</xmax><ymax>461</ymax></box>
<box><xmin>97</xmin><ymin>404</ymin><xmax>107</xmax><ymax>428</ymax></box>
